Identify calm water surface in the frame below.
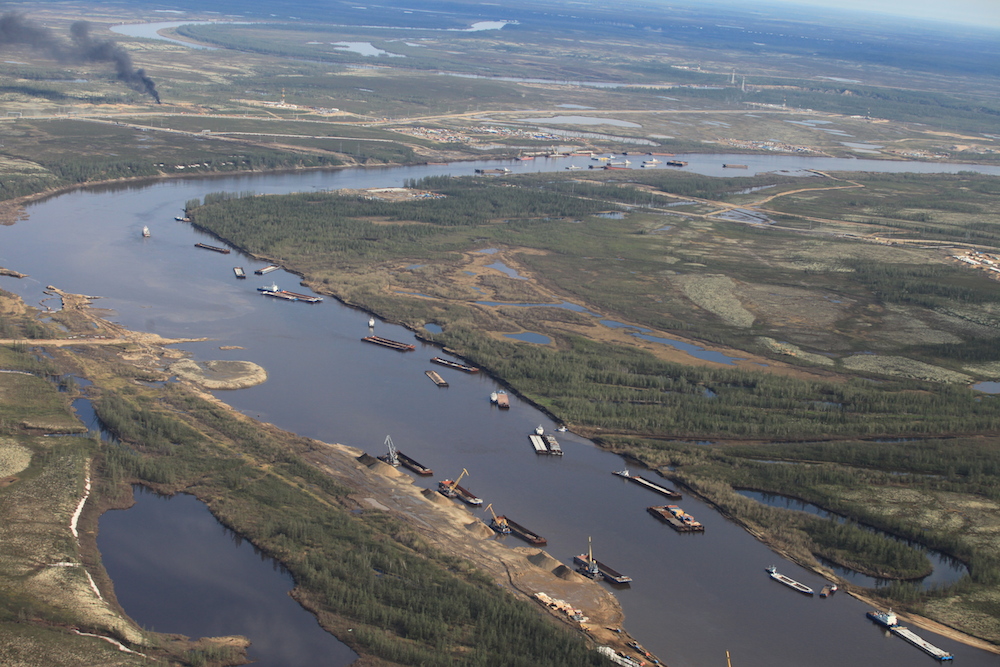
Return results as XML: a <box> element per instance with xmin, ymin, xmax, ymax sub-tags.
<box><xmin>3</xmin><ymin>156</ymin><xmax>997</xmax><ymax>667</ymax></box>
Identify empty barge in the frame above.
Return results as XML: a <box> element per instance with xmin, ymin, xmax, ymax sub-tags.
<box><xmin>431</xmin><ymin>357</ymin><xmax>479</xmax><ymax>373</ymax></box>
<box><xmin>573</xmin><ymin>553</ymin><xmax>632</xmax><ymax>584</ymax></box>
<box><xmin>497</xmin><ymin>516</ymin><xmax>547</xmax><ymax>545</ymax></box>
<box><xmin>613</xmin><ymin>470</ymin><xmax>681</xmax><ymax>499</ymax></box>
<box><xmin>194</xmin><ymin>242</ymin><xmax>230</xmax><ymax>254</ymax></box>
<box><xmin>362</xmin><ymin>335</ymin><xmax>416</xmax><ymax>351</ymax></box>
<box><xmin>233</xmin><ymin>267</ymin><xmax>246</xmax><ymax>279</ymax></box>
<box><xmin>397</xmin><ymin>452</ymin><xmax>433</xmax><ymax>476</ymax></box>
<box><xmin>254</xmin><ymin>264</ymin><xmax>281</xmax><ymax>275</ymax></box>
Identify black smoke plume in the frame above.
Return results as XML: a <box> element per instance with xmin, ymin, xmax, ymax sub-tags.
<box><xmin>0</xmin><ymin>13</ymin><xmax>160</xmax><ymax>103</ymax></box>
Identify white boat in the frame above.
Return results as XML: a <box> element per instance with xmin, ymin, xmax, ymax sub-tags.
<box><xmin>643</xmin><ymin>158</ymin><xmax>662</xmax><ymax>165</ymax></box>
<box><xmin>490</xmin><ymin>391</ymin><xmax>498</xmax><ymax>403</ymax></box>
<box><xmin>534</xmin><ymin>424</ymin><xmax>544</xmax><ymax>435</ymax></box>
<box><xmin>566</xmin><ymin>165</ymin><xmax>582</xmax><ymax>170</ymax></box>
<box><xmin>141</xmin><ymin>225</ymin><xmax>150</xmax><ymax>237</ymax></box>
<box><xmin>556</xmin><ymin>426</ymin><xmax>567</xmax><ymax>432</ymax></box>
<box><xmin>766</xmin><ymin>565</ymin><xmax>814</xmax><ymax>595</ymax></box>
<box><xmin>368</xmin><ymin>317</ymin><xmax>375</xmax><ymax>328</ymax></box>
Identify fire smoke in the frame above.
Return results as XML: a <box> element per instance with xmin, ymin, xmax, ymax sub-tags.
<box><xmin>0</xmin><ymin>13</ymin><xmax>161</xmax><ymax>103</ymax></box>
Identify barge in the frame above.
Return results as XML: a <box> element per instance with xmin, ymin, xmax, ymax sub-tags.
<box><xmin>723</xmin><ymin>164</ymin><xmax>748</xmax><ymax>168</ymax></box>
<box><xmin>490</xmin><ymin>390</ymin><xmax>510</xmax><ymax>409</ymax></box>
<box><xmin>820</xmin><ymin>584</ymin><xmax>838</xmax><ymax>598</ymax></box>
<box><xmin>425</xmin><ymin>370</ymin><xmax>449</xmax><ymax>387</ymax></box>
<box><xmin>362</xmin><ymin>335</ymin><xmax>416</xmax><ymax>352</ymax></box>
<box><xmin>257</xmin><ymin>284</ymin><xmax>322</xmax><ymax>303</ymax></box>
<box><xmin>501</xmin><ymin>517</ymin><xmax>547</xmax><ymax>545</ymax></box>
<box><xmin>574</xmin><ymin>539</ymin><xmax>631</xmax><ymax>584</ymax></box>
<box><xmin>278</xmin><ymin>289</ymin><xmax>323</xmax><ymax>303</ymax></box>
<box><xmin>233</xmin><ymin>267</ymin><xmax>246</xmax><ymax>279</ymax></box>
<box><xmin>431</xmin><ymin>357</ymin><xmax>479</xmax><ymax>373</ymax></box>
<box><xmin>397</xmin><ymin>452</ymin><xmax>433</xmax><ymax>476</ymax></box>
<box><xmin>254</xmin><ymin>264</ymin><xmax>281</xmax><ymax>275</ymax></box>
<box><xmin>438</xmin><ymin>468</ymin><xmax>483</xmax><ymax>505</ymax></box>
<box><xmin>665</xmin><ymin>160</ymin><xmax>688</xmax><ymax>167</ymax></box>
<box><xmin>766</xmin><ymin>565</ymin><xmax>814</xmax><ymax>595</ymax></box>
<box><xmin>613</xmin><ymin>470</ymin><xmax>682</xmax><ymax>500</ymax></box>
<box><xmin>194</xmin><ymin>242</ymin><xmax>230</xmax><ymax>254</ymax></box>
<box><xmin>528</xmin><ymin>433</ymin><xmax>562</xmax><ymax>455</ymax></box>
<box><xmin>647</xmin><ymin>505</ymin><xmax>705</xmax><ymax>532</ymax></box>
<box><xmin>867</xmin><ymin>610</ymin><xmax>953</xmax><ymax>661</ymax></box>
<box><xmin>543</xmin><ymin>434</ymin><xmax>563</xmax><ymax>455</ymax></box>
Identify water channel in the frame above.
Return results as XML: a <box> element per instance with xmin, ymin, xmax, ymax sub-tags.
<box><xmin>3</xmin><ymin>155</ymin><xmax>998</xmax><ymax>666</ymax></box>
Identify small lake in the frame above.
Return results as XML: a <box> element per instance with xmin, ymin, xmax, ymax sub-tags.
<box><xmin>504</xmin><ymin>332</ymin><xmax>552</xmax><ymax>344</ymax></box>
<box><xmin>98</xmin><ymin>487</ymin><xmax>357</xmax><ymax>667</ymax></box>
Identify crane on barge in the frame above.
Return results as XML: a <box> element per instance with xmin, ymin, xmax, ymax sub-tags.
<box><xmin>380</xmin><ymin>435</ymin><xmax>399</xmax><ymax>467</ymax></box>
<box><xmin>484</xmin><ymin>504</ymin><xmax>510</xmax><ymax>534</ymax></box>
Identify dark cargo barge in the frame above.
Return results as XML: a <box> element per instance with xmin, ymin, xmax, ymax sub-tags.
<box><xmin>194</xmin><ymin>242</ymin><xmax>230</xmax><ymax>254</ymax></box>
<box><xmin>573</xmin><ymin>553</ymin><xmax>632</xmax><ymax>584</ymax></box>
<box><xmin>362</xmin><ymin>335</ymin><xmax>416</xmax><ymax>351</ymax></box>
<box><xmin>397</xmin><ymin>452</ymin><xmax>433</xmax><ymax>476</ymax></box>
<box><xmin>613</xmin><ymin>470</ymin><xmax>681</xmax><ymax>500</ymax></box>
<box><xmin>647</xmin><ymin>505</ymin><xmax>705</xmax><ymax>532</ymax></box>
<box><xmin>431</xmin><ymin>357</ymin><xmax>479</xmax><ymax>373</ymax></box>
<box><xmin>498</xmin><ymin>517</ymin><xmax>547</xmax><ymax>545</ymax></box>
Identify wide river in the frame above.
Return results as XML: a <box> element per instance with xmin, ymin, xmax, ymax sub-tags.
<box><xmin>3</xmin><ymin>155</ymin><xmax>998</xmax><ymax>667</ymax></box>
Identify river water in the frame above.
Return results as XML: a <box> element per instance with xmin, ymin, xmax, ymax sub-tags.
<box><xmin>3</xmin><ymin>156</ymin><xmax>997</xmax><ymax>666</ymax></box>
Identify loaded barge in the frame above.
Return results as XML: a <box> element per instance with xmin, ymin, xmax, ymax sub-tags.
<box><xmin>528</xmin><ymin>426</ymin><xmax>562</xmax><ymax>455</ymax></box>
<box><xmin>613</xmin><ymin>469</ymin><xmax>681</xmax><ymax>500</ymax></box>
<box><xmin>254</xmin><ymin>264</ymin><xmax>281</xmax><ymax>275</ymax></box>
<box><xmin>233</xmin><ymin>267</ymin><xmax>246</xmax><ymax>279</ymax></box>
<box><xmin>867</xmin><ymin>610</ymin><xmax>954</xmax><ymax>661</ymax></box>
<box><xmin>194</xmin><ymin>242</ymin><xmax>230</xmax><ymax>254</ymax></box>
<box><xmin>425</xmin><ymin>370</ymin><xmax>449</xmax><ymax>387</ymax></box>
<box><xmin>501</xmin><ymin>517</ymin><xmax>547</xmax><ymax>545</ymax></box>
<box><xmin>257</xmin><ymin>284</ymin><xmax>323</xmax><ymax>303</ymax></box>
<box><xmin>647</xmin><ymin>505</ymin><xmax>704</xmax><ymax>532</ymax></box>
<box><xmin>766</xmin><ymin>565</ymin><xmax>813</xmax><ymax>595</ymax></box>
<box><xmin>431</xmin><ymin>357</ymin><xmax>479</xmax><ymax>373</ymax></box>
<box><xmin>490</xmin><ymin>391</ymin><xmax>510</xmax><ymax>409</ymax></box>
<box><xmin>362</xmin><ymin>335</ymin><xmax>416</xmax><ymax>351</ymax></box>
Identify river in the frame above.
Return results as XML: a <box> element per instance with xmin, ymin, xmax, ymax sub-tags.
<box><xmin>2</xmin><ymin>156</ymin><xmax>997</xmax><ymax>666</ymax></box>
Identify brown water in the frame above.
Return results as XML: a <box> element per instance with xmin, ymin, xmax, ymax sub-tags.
<box><xmin>5</xmin><ymin>157</ymin><xmax>998</xmax><ymax>666</ymax></box>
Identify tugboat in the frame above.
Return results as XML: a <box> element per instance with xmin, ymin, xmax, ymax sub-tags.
<box><xmin>141</xmin><ymin>225</ymin><xmax>150</xmax><ymax>237</ymax></box>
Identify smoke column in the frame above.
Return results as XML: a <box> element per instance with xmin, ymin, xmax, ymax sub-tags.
<box><xmin>0</xmin><ymin>13</ymin><xmax>161</xmax><ymax>103</ymax></box>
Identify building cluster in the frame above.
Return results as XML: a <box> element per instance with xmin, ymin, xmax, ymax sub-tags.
<box><xmin>723</xmin><ymin>138</ymin><xmax>815</xmax><ymax>153</ymax></box>
<box><xmin>953</xmin><ymin>250</ymin><xmax>1000</xmax><ymax>278</ymax></box>
<box><xmin>389</xmin><ymin>125</ymin><xmax>563</xmax><ymax>144</ymax></box>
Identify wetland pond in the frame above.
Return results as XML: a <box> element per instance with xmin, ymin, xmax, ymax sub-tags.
<box><xmin>4</xmin><ymin>154</ymin><xmax>999</xmax><ymax>667</ymax></box>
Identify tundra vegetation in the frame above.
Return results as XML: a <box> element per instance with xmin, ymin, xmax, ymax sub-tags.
<box><xmin>2</xmin><ymin>0</ymin><xmax>1000</xmax><ymax>661</ymax></box>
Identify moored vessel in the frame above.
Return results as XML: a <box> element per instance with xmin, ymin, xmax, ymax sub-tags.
<box><xmin>142</xmin><ymin>225</ymin><xmax>150</xmax><ymax>237</ymax></box>
<box><xmin>233</xmin><ymin>266</ymin><xmax>246</xmax><ymax>279</ymax></box>
<box><xmin>502</xmin><ymin>517</ymin><xmax>547</xmax><ymax>545</ymax></box>
<box><xmin>766</xmin><ymin>565</ymin><xmax>814</xmax><ymax>595</ymax></box>
<box><xmin>254</xmin><ymin>264</ymin><xmax>280</xmax><ymax>275</ymax></box>
<box><xmin>195</xmin><ymin>242</ymin><xmax>230</xmax><ymax>254</ymax></box>
<box><xmin>425</xmin><ymin>370</ymin><xmax>449</xmax><ymax>387</ymax></box>
<box><xmin>866</xmin><ymin>610</ymin><xmax>954</xmax><ymax>661</ymax></box>
<box><xmin>820</xmin><ymin>584</ymin><xmax>838</xmax><ymax>597</ymax></box>
<box><xmin>438</xmin><ymin>468</ymin><xmax>483</xmax><ymax>505</ymax></box>
<box><xmin>647</xmin><ymin>505</ymin><xmax>704</xmax><ymax>532</ymax></box>
<box><xmin>362</xmin><ymin>335</ymin><xmax>416</xmax><ymax>351</ymax></box>
<box><xmin>430</xmin><ymin>356</ymin><xmax>479</xmax><ymax>373</ymax></box>
<box><xmin>613</xmin><ymin>470</ymin><xmax>682</xmax><ymax>500</ymax></box>
<box><xmin>574</xmin><ymin>537</ymin><xmax>631</xmax><ymax>583</ymax></box>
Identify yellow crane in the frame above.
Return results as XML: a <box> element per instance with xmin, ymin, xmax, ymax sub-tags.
<box><xmin>484</xmin><ymin>503</ymin><xmax>510</xmax><ymax>533</ymax></box>
<box><xmin>440</xmin><ymin>467</ymin><xmax>470</xmax><ymax>497</ymax></box>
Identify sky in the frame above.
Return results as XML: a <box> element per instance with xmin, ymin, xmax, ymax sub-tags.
<box><xmin>772</xmin><ymin>0</ymin><xmax>1000</xmax><ymax>28</ymax></box>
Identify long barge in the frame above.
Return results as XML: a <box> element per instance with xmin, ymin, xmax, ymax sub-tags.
<box><xmin>278</xmin><ymin>289</ymin><xmax>323</xmax><ymax>303</ymax></box>
<box><xmin>362</xmin><ymin>335</ymin><xmax>416</xmax><ymax>352</ymax></box>
<box><xmin>498</xmin><ymin>516</ymin><xmax>547</xmax><ymax>545</ymax></box>
<box><xmin>766</xmin><ymin>565</ymin><xmax>814</xmax><ymax>595</ymax></box>
<box><xmin>528</xmin><ymin>433</ymin><xmax>562</xmax><ymax>455</ymax></box>
<box><xmin>543</xmin><ymin>434</ymin><xmax>562</xmax><ymax>455</ymax></box>
<box><xmin>613</xmin><ymin>470</ymin><xmax>681</xmax><ymax>500</ymax></box>
<box><xmin>573</xmin><ymin>553</ymin><xmax>632</xmax><ymax>584</ymax></box>
<box><xmin>867</xmin><ymin>610</ymin><xmax>953</xmax><ymax>661</ymax></box>
<box><xmin>425</xmin><ymin>370</ymin><xmax>449</xmax><ymax>387</ymax></box>
<box><xmin>194</xmin><ymin>242</ymin><xmax>230</xmax><ymax>254</ymax></box>
<box><xmin>665</xmin><ymin>160</ymin><xmax>688</xmax><ymax>167</ymax></box>
<box><xmin>431</xmin><ymin>357</ymin><xmax>479</xmax><ymax>373</ymax></box>
<box><xmin>647</xmin><ymin>505</ymin><xmax>705</xmax><ymax>532</ymax></box>
<box><xmin>397</xmin><ymin>452</ymin><xmax>433</xmax><ymax>476</ymax></box>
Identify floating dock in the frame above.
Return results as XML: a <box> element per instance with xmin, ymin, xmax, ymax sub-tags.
<box><xmin>233</xmin><ymin>267</ymin><xmax>246</xmax><ymax>279</ymax></box>
<box><xmin>573</xmin><ymin>553</ymin><xmax>632</xmax><ymax>584</ymax></box>
<box><xmin>194</xmin><ymin>242</ymin><xmax>230</xmax><ymax>254</ymax></box>
<box><xmin>723</xmin><ymin>164</ymin><xmax>748</xmax><ymax>168</ymax></box>
<box><xmin>499</xmin><ymin>516</ymin><xmax>547</xmax><ymax>545</ymax></box>
<box><xmin>613</xmin><ymin>470</ymin><xmax>681</xmax><ymax>499</ymax></box>
<box><xmin>647</xmin><ymin>505</ymin><xmax>705</xmax><ymax>532</ymax></box>
<box><xmin>362</xmin><ymin>335</ymin><xmax>416</xmax><ymax>352</ymax></box>
<box><xmin>254</xmin><ymin>264</ymin><xmax>280</xmax><ymax>275</ymax></box>
<box><xmin>431</xmin><ymin>357</ymin><xmax>479</xmax><ymax>373</ymax></box>
<box><xmin>425</xmin><ymin>370</ymin><xmax>449</xmax><ymax>387</ymax></box>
